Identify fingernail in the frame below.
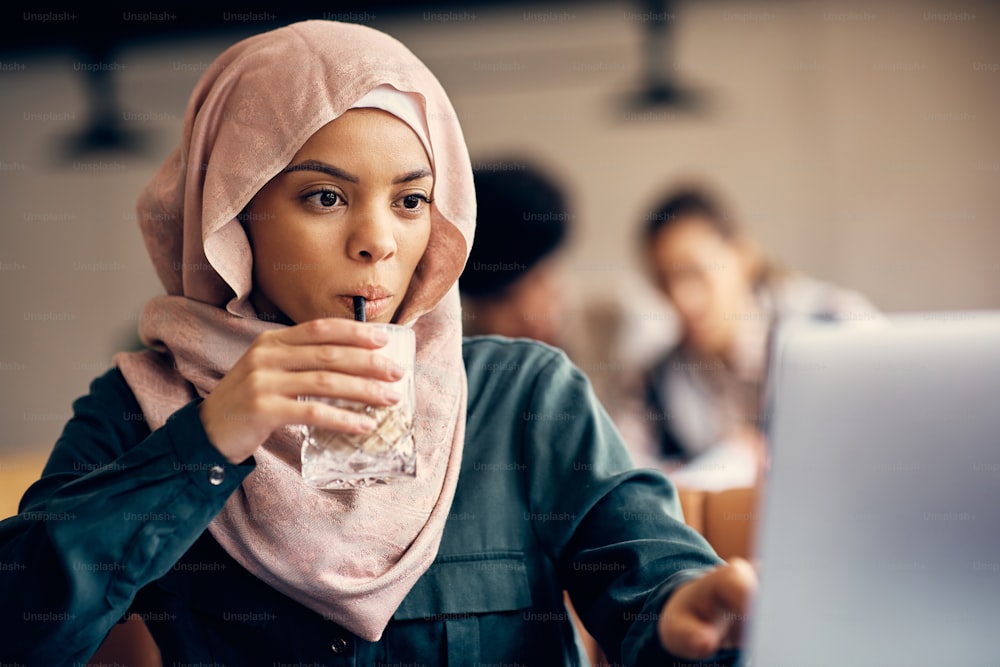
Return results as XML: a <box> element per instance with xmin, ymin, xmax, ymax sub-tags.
<box><xmin>388</xmin><ymin>363</ymin><xmax>405</xmax><ymax>380</ymax></box>
<box><xmin>383</xmin><ymin>387</ymin><xmax>402</xmax><ymax>403</ymax></box>
<box><xmin>371</xmin><ymin>329</ymin><xmax>389</xmax><ymax>345</ymax></box>
<box><xmin>357</xmin><ymin>415</ymin><xmax>377</xmax><ymax>432</ymax></box>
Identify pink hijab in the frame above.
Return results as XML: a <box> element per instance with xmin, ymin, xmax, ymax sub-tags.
<box><xmin>114</xmin><ymin>20</ymin><xmax>474</xmax><ymax>641</ymax></box>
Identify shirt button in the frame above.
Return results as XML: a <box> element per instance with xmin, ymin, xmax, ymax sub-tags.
<box><xmin>330</xmin><ymin>636</ymin><xmax>349</xmax><ymax>653</ymax></box>
<box><xmin>208</xmin><ymin>465</ymin><xmax>225</xmax><ymax>486</ymax></box>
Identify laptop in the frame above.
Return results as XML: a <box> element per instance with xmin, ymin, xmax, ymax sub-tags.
<box><xmin>739</xmin><ymin>311</ymin><xmax>1000</xmax><ymax>667</ymax></box>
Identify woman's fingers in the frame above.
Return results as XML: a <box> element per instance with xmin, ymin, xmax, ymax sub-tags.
<box><xmin>659</xmin><ymin>558</ymin><xmax>758</xmax><ymax>659</ymax></box>
<box><xmin>199</xmin><ymin>370</ymin><xmax>389</xmax><ymax>463</ymax></box>
<box><xmin>267</xmin><ymin>344</ymin><xmax>404</xmax><ymax>381</ymax></box>
<box><xmin>248</xmin><ymin>319</ymin><xmax>403</xmax><ymax>381</ymax></box>
<box><xmin>280</xmin><ymin>395</ymin><xmax>378</xmax><ymax>434</ymax></box>
<box><xmin>268</xmin><ymin>317</ymin><xmax>388</xmax><ymax>348</ymax></box>
<box><xmin>709</xmin><ymin>557</ymin><xmax>756</xmax><ymax>649</ymax></box>
<box><xmin>659</xmin><ymin>602</ymin><xmax>724</xmax><ymax>660</ymax></box>
<box><xmin>712</xmin><ymin>557</ymin><xmax>756</xmax><ymax>615</ymax></box>
<box><xmin>261</xmin><ymin>369</ymin><xmax>402</xmax><ymax>406</ymax></box>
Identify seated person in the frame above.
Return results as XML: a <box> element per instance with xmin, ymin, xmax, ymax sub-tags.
<box><xmin>458</xmin><ymin>160</ymin><xmax>571</xmax><ymax>349</ymax></box>
<box><xmin>617</xmin><ymin>185</ymin><xmax>879</xmax><ymax>490</ymax></box>
<box><xmin>457</xmin><ymin>162</ymin><xmax>625</xmax><ymax>409</ymax></box>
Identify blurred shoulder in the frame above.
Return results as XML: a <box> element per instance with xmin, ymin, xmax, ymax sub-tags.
<box><xmin>462</xmin><ymin>335</ymin><xmax>583</xmax><ymax>396</ymax></box>
<box><xmin>462</xmin><ymin>334</ymin><xmax>569</xmax><ymax>373</ymax></box>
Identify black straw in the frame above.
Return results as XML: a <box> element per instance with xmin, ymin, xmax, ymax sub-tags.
<box><xmin>353</xmin><ymin>296</ymin><xmax>366</xmax><ymax>322</ymax></box>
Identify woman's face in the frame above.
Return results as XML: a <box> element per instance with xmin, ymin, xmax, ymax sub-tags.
<box><xmin>650</xmin><ymin>216</ymin><xmax>752</xmax><ymax>358</ymax></box>
<box><xmin>244</xmin><ymin>109</ymin><xmax>433</xmax><ymax>325</ymax></box>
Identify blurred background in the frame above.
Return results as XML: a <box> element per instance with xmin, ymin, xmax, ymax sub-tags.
<box><xmin>1</xmin><ymin>0</ymin><xmax>998</xmax><ymax>455</ymax></box>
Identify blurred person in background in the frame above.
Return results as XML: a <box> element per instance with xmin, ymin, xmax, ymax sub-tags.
<box><xmin>615</xmin><ymin>184</ymin><xmax>880</xmax><ymax>490</ymax></box>
<box><xmin>459</xmin><ymin>160</ymin><xmax>573</xmax><ymax>348</ymax></box>
<box><xmin>457</xmin><ymin>160</ymin><xmax>625</xmax><ymax>403</ymax></box>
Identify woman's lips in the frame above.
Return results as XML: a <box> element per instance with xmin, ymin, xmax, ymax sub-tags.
<box><xmin>338</xmin><ymin>294</ymin><xmax>392</xmax><ymax>320</ymax></box>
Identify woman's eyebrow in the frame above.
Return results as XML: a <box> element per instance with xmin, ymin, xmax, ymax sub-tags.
<box><xmin>392</xmin><ymin>168</ymin><xmax>433</xmax><ymax>184</ymax></box>
<box><xmin>281</xmin><ymin>161</ymin><xmax>432</xmax><ymax>186</ymax></box>
<box><xmin>282</xmin><ymin>160</ymin><xmax>359</xmax><ymax>183</ymax></box>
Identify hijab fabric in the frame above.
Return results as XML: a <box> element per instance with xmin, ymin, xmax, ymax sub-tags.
<box><xmin>113</xmin><ymin>20</ymin><xmax>475</xmax><ymax>641</ymax></box>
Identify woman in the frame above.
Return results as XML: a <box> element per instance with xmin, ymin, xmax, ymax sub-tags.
<box><xmin>0</xmin><ymin>22</ymin><xmax>754</xmax><ymax>666</ymax></box>
<box><xmin>619</xmin><ymin>185</ymin><xmax>879</xmax><ymax>489</ymax></box>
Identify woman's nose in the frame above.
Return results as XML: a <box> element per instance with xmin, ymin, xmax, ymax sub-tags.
<box><xmin>347</xmin><ymin>207</ymin><xmax>397</xmax><ymax>261</ymax></box>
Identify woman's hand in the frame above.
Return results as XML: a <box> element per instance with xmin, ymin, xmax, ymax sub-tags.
<box><xmin>657</xmin><ymin>557</ymin><xmax>757</xmax><ymax>659</ymax></box>
<box><xmin>198</xmin><ymin>318</ymin><xmax>404</xmax><ymax>464</ymax></box>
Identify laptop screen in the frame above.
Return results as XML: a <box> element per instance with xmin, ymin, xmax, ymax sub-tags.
<box><xmin>744</xmin><ymin>312</ymin><xmax>1000</xmax><ymax>667</ymax></box>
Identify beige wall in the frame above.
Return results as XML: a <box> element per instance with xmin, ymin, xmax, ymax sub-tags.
<box><xmin>2</xmin><ymin>1</ymin><xmax>998</xmax><ymax>453</ymax></box>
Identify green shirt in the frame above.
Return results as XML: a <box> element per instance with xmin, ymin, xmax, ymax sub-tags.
<box><xmin>1</xmin><ymin>336</ymin><xmax>733</xmax><ymax>666</ymax></box>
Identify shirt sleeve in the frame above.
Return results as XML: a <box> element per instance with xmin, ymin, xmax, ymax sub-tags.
<box><xmin>0</xmin><ymin>368</ymin><xmax>255</xmax><ymax>665</ymax></box>
<box><xmin>520</xmin><ymin>348</ymin><xmax>740</xmax><ymax>666</ymax></box>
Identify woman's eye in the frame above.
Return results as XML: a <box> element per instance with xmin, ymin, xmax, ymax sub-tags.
<box><xmin>401</xmin><ymin>194</ymin><xmax>430</xmax><ymax>211</ymax></box>
<box><xmin>305</xmin><ymin>190</ymin><xmax>342</xmax><ymax>208</ymax></box>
